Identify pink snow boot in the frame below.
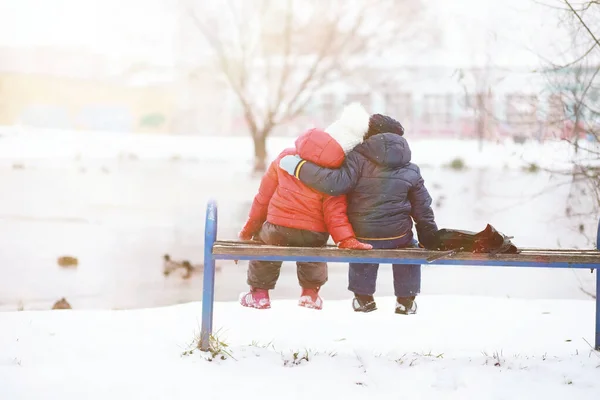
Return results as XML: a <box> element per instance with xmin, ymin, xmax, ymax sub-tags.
<box><xmin>298</xmin><ymin>287</ymin><xmax>323</xmax><ymax>310</ymax></box>
<box><xmin>239</xmin><ymin>287</ymin><xmax>271</xmax><ymax>309</ymax></box>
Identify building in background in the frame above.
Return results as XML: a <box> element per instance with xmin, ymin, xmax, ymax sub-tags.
<box><xmin>0</xmin><ymin>47</ymin><xmax>175</xmax><ymax>133</ymax></box>
<box><xmin>0</xmin><ymin>0</ymin><xmax>589</xmax><ymax>141</ymax></box>
<box><xmin>0</xmin><ymin>0</ymin><xmax>179</xmax><ymax>134</ymax></box>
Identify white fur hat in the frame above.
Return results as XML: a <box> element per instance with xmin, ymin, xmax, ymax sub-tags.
<box><xmin>325</xmin><ymin>102</ymin><xmax>370</xmax><ymax>152</ymax></box>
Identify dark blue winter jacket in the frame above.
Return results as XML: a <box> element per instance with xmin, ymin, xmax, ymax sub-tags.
<box><xmin>296</xmin><ymin>133</ymin><xmax>438</xmax><ymax>246</ymax></box>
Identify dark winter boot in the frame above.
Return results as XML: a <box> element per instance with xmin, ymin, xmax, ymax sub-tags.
<box><xmin>352</xmin><ymin>294</ymin><xmax>377</xmax><ymax>313</ymax></box>
<box><xmin>395</xmin><ymin>296</ymin><xmax>417</xmax><ymax>315</ymax></box>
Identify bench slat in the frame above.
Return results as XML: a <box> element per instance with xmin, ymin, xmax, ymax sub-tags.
<box><xmin>212</xmin><ymin>241</ymin><xmax>600</xmax><ymax>266</ymax></box>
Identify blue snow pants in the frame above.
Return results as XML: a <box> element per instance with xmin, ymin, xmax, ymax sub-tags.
<box><xmin>348</xmin><ymin>234</ymin><xmax>421</xmax><ymax>297</ymax></box>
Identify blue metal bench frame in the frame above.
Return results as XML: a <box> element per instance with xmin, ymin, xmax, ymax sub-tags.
<box><xmin>199</xmin><ymin>200</ymin><xmax>600</xmax><ymax>351</ymax></box>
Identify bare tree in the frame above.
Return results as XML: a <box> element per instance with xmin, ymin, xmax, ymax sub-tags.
<box><xmin>449</xmin><ymin>1</ymin><xmax>598</xmax><ymax>251</ymax></box>
<box><xmin>455</xmin><ymin>67</ymin><xmax>499</xmax><ymax>151</ymax></box>
<box><xmin>539</xmin><ymin>1</ymin><xmax>600</xmax><ymax>233</ymax></box>
<box><xmin>184</xmin><ymin>0</ymin><xmax>424</xmax><ymax>172</ymax></box>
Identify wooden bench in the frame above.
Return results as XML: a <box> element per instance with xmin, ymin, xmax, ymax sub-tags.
<box><xmin>199</xmin><ymin>200</ymin><xmax>600</xmax><ymax>351</ymax></box>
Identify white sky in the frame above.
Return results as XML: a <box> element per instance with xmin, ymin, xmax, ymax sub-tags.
<box><xmin>0</xmin><ymin>0</ymin><xmax>579</xmax><ymax>69</ymax></box>
<box><xmin>0</xmin><ymin>0</ymin><xmax>178</xmax><ymax>63</ymax></box>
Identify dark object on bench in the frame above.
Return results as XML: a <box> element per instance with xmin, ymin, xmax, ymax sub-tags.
<box><xmin>429</xmin><ymin>224</ymin><xmax>519</xmax><ymax>255</ymax></box>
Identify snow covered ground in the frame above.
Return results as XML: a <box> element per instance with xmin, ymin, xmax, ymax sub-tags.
<box><xmin>0</xmin><ymin>126</ymin><xmax>598</xmax><ymax>170</ymax></box>
<box><xmin>0</xmin><ymin>128</ymin><xmax>598</xmax><ymax>398</ymax></box>
<box><xmin>0</xmin><ymin>127</ymin><xmax>598</xmax><ymax>311</ymax></box>
<box><xmin>1</xmin><ymin>296</ymin><xmax>599</xmax><ymax>399</ymax></box>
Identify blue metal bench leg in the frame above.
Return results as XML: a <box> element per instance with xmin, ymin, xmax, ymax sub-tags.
<box><xmin>596</xmin><ymin>219</ymin><xmax>600</xmax><ymax>351</ymax></box>
<box><xmin>595</xmin><ymin>266</ymin><xmax>600</xmax><ymax>351</ymax></box>
<box><xmin>200</xmin><ymin>200</ymin><xmax>218</xmax><ymax>352</ymax></box>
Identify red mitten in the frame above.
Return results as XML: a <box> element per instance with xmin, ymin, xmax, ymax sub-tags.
<box><xmin>238</xmin><ymin>229</ymin><xmax>254</xmax><ymax>241</ymax></box>
<box><xmin>338</xmin><ymin>237</ymin><xmax>373</xmax><ymax>250</ymax></box>
<box><xmin>239</xmin><ymin>217</ymin><xmax>261</xmax><ymax>241</ymax></box>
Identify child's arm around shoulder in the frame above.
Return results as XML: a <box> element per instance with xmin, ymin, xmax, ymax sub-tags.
<box><xmin>294</xmin><ymin>150</ymin><xmax>363</xmax><ymax>196</ymax></box>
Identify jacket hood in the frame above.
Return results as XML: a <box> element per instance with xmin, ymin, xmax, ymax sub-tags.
<box><xmin>294</xmin><ymin>128</ymin><xmax>345</xmax><ymax>168</ymax></box>
<box><xmin>354</xmin><ymin>133</ymin><xmax>411</xmax><ymax>168</ymax></box>
<box><xmin>325</xmin><ymin>102</ymin><xmax>370</xmax><ymax>153</ymax></box>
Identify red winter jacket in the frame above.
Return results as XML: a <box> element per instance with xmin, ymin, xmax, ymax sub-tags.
<box><xmin>242</xmin><ymin>128</ymin><xmax>355</xmax><ymax>243</ymax></box>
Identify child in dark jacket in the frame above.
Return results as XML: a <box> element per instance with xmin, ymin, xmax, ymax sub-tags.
<box><xmin>279</xmin><ymin>105</ymin><xmax>438</xmax><ymax>314</ymax></box>
<box><xmin>239</xmin><ymin>128</ymin><xmax>372</xmax><ymax>310</ymax></box>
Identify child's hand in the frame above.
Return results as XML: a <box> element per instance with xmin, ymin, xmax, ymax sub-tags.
<box><xmin>279</xmin><ymin>155</ymin><xmax>303</xmax><ymax>176</ymax></box>
<box><xmin>338</xmin><ymin>237</ymin><xmax>373</xmax><ymax>250</ymax></box>
<box><xmin>238</xmin><ymin>229</ymin><xmax>253</xmax><ymax>241</ymax></box>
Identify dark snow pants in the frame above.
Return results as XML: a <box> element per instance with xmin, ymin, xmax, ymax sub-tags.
<box><xmin>348</xmin><ymin>234</ymin><xmax>421</xmax><ymax>297</ymax></box>
<box><xmin>247</xmin><ymin>221</ymin><xmax>329</xmax><ymax>290</ymax></box>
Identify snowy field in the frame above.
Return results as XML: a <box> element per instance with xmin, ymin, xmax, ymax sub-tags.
<box><xmin>1</xmin><ymin>126</ymin><xmax>598</xmax><ymax>170</ymax></box>
<box><xmin>0</xmin><ymin>127</ymin><xmax>598</xmax><ymax>311</ymax></box>
<box><xmin>1</xmin><ymin>296</ymin><xmax>599</xmax><ymax>399</ymax></box>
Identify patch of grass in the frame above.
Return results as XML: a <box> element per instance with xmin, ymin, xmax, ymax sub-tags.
<box><xmin>522</xmin><ymin>162</ymin><xmax>540</xmax><ymax>173</ymax></box>
<box><xmin>446</xmin><ymin>158</ymin><xmax>466</xmax><ymax>170</ymax></box>
<box><xmin>249</xmin><ymin>339</ymin><xmax>274</xmax><ymax>349</ymax></box>
<box><xmin>283</xmin><ymin>349</ymin><xmax>311</xmax><ymax>366</ymax></box>
<box><xmin>392</xmin><ymin>351</ymin><xmax>443</xmax><ymax>367</ymax></box>
<box><xmin>280</xmin><ymin>348</ymin><xmax>337</xmax><ymax>367</ymax></box>
<box><xmin>205</xmin><ymin>330</ymin><xmax>234</xmax><ymax>361</ymax></box>
<box><xmin>393</xmin><ymin>353</ymin><xmax>408</xmax><ymax>365</ymax></box>
<box><xmin>563</xmin><ymin>375</ymin><xmax>574</xmax><ymax>385</ymax></box>
<box><xmin>183</xmin><ymin>327</ymin><xmax>235</xmax><ymax>361</ymax></box>
<box><xmin>411</xmin><ymin>350</ymin><xmax>444</xmax><ymax>358</ymax></box>
<box><xmin>482</xmin><ymin>350</ymin><xmax>504</xmax><ymax>367</ymax></box>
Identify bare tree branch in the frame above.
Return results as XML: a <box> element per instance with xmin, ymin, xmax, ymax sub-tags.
<box><xmin>548</xmin><ymin>42</ymin><xmax>598</xmax><ymax>70</ymax></box>
<box><xmin>266</xmin><ymin>0</ymin><xmax>293</xmax><ymax>127</ymax></box>
<box><xmin>564</xmin><ymin>0</ymin><xmax>600</xmax><ymax>48</ymax></box>
<box><xmin>186</xmin><ymin>0</ymin><xmax>428</xmax><ymax>170</ymax></box>
<box><xmin>188</xmin><ymin>4</ymin><xmax>261</xmax><ymax>136</ymax></box>
<box><xmin>534</xmin><ymin>0</ymin><xmax>600</xmax><ymax>12</ymax></box>
<box><xmin>276</xmin><ymin>2</ymin><xmax>370</xmax><ymax>124</ymax></box>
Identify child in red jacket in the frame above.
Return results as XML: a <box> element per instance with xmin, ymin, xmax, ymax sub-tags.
<box><xmin>239</xmin><ymin>128</ymin><xmax>372</xmax><ymax>310</ymax></box>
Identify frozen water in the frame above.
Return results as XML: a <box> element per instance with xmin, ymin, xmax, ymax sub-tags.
<box><xmin>0</xmin><ymin>128</ymin><xmax>597</xmax><ymax>311</ymax></box>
